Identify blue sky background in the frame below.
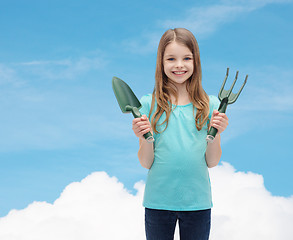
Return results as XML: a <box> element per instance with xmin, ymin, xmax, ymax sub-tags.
<box><xmin>0</xmin><ymin>0</ymin><xmax>292</xmax><ymax>217</ymax></box>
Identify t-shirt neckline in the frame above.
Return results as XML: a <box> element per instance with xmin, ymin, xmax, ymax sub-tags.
<box><xmin>172</xmin><ymin>102</ymin><xmax>192</xmax><ymax>107</ymax></box>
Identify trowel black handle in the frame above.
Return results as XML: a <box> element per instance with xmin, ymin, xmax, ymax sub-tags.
<box><xmin>126</xmin><ymin>106</ymin><xmax>154</xmax><ymax>143</ymax></box>
<box><xmin>206</xmin><ymin>97</ymin><xmax>228</xmax><ymax>143</ymax></box>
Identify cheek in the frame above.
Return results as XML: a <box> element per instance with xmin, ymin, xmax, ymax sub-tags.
<box><xmin>187</xmin><ymin>66</ymin><xmax>194</xmax><ymax>79</ymax></box>
<box><xmin>163</xmin><ymin>62</ymin><xmax>171</xmax><ymax>73</ymax></box>
<box><xmin>190</xmin><ymin>61</ymin><xmax>194</xmax><ymax>70</ymax></box>
<box><xmin>189</xmin><ymin>63</ymin><xmax>194</xmax><ymax>74</ymax></box>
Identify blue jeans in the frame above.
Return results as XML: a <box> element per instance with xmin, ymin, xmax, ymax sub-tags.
<box><xmin>145</xmin><ymin>208</ymin><xmax>211</xmax><ymax>240</ymax></box>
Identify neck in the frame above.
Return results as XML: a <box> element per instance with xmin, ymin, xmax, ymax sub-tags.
<box><xmin>170</xmin><ymin>82</ymin><xmax>190</xmax><ymax>105</ymax></box>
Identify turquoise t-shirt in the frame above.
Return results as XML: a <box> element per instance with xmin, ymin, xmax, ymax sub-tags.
<box><xmin>139</xmin><ymin>94</ymin><xmax>220</xmax><ymax>211</ymax></box>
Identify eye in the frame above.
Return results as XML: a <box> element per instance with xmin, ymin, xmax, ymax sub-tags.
<box><xmin>167</xmin><ymin>58</ymin><xmax>175</xmax><ymax>61</ymax></box>
<box><xmin>184</xmin><ymin>57</ymin><xmax>192</xmax><ymax>61</ymax></box>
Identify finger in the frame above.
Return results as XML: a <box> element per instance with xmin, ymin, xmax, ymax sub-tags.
<box><xmin>140</xmin><ymin>128</ymin><xmax>152</xmax><ymax>135</ymax></box>
<box><xmin>212</xmin><ymin>116</ymin><xmax>228</xmax><ymax>124</ymax></box>
<box><xmin>133</xmin><ymin>123</ymin><xmax>151</xmax><ymax>133</ymax></box>
<box><xmin>133</xmin><ymin>114</ymin><xmax>149</xmax><ymax>121</ymax></box>
<box><xmin>212</xmin><ymin>120</ymin><xmax>228</xmax><ymax>129</ymax></box>
<box><xmin>137</xmin><ymin>124</ymin><xmax>151</xmax><ymax>131</ymax></box>
<box><xmin>212</xmin><ymin>120</ymin><xmax>228</xmax><ymax>131</ymax></box>
<box><xmin>132</xmin><ymin>118</ymin><xmax>142</xmax><ymax>124</ymax></box>
<box><xmin>141</xmin><ymin>115</ymin><xmax>151</xmax><ymax>123</ymax></box>
<box><xmin>211</xmin><ymin>123</ymin><xmax>224</xmax><ymax>132</ymax></box>
<box><xmin>136</xmin><ymin>128</ymin><xmax>152</xmax><ymax>138</ymax></box>
<box><xmin>212</xmin><ymin>115</ymin><xmax>229</xmax><ymax>123</ymax></box>
<box><xmin>133</xmin><ymin>121</ymin><xmax>151</xmax><ymax>130</ymax></box>
<box><xmin>133</xmin><ymin>116</ymin><xmax>150</xmax><ymax>126</ymax></box>
<box><xmin>211</xmin><ymin>110</ymin><xmax>219</xmax><ymax>118</ymax></box>
<box><xmin>217</xmin><ymin>113</ymin><xmax>228</xmax><ymax>120</ymax></box>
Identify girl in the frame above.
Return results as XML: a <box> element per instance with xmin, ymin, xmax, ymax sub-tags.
<box><xmin>132</xmin><ymin>28</ymin><xmax>228</xmax><ymax>240</ymax></box>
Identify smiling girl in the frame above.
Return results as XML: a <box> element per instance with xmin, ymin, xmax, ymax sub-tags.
<box><xmin>132</xmin><ymin>28</ymin><xmax>228</xmax><ymax>240</ymax></box>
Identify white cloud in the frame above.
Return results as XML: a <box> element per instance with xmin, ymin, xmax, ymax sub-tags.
<box><xmin>0</xmin><ymin>64</ymin><xmax>15</xmax><ymax>82</ymax></box>
<box><xmin>19</xmin><ymin>60</ymin><xmax>71</xmax><ymax>66</ymax></box>
<box><xmin>0</xmin><ymin>172</ymin><xmax>145</xmax><ymax>240</ymax></box>
<box><xmin>162</xmin><ymin>5</ymin><xmax>246</xmax><ymax>38</ymax></box>
<box><xmin>0</xmin><ymin>163</ymin><xmax>292</xmax><ymax>240</ymax></box>
<box><xmin>221</xmin><ymin>0</ymin><xmax>293</xmax><ymax>7</ymax></box>
<box><xmin>162</xmin><ymin>0</ymin><xmax>293</xmax><ymax>38</ymax></box>
<box><xmin>0</xmin><ymin>87</ymin><xmax>125</xmax><ymax>152</ymax></box>
<box><xmin>209</xmin><ymin>65</ymin><xmax>293</xmax><ymax>143</ymax></box>
<box><xmin>0</xmin><ymin>54</ymin><xmax>115</xmax><ymax>152</ymax></box>
<box><xmin>210</xmin><ymin>162</ymin><xmax>293</xmax><ymax>239</ymax></box>
<box><xmin>0</xmin><ymin>64</ymin><xmax>25</xmax><ymax>87</ymax></box>
<box><xmin>235</xmin><ymin>66</ymin><xmax>293</xmax><ymax>112</ymax></box>
<box><xmin>125</xmin><ymin>3</ymin><xmax>248</xmax><ymax>53</ymax></box>
<box><xmin>123</xmin><ymin>31</ymin><xmax>161</xmax><ymax>55</ymax></box>
<box><xmin>125</xmin><ymin>0</ymin><xmax>293</xmax><ymax>54</ymax></box>
<box><xmin>16</xmin><ymin>56</ymin><xmax>108</xmax><ymax>80</ymax></box>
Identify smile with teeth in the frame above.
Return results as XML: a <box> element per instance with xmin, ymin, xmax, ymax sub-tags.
<box><xmin>173</xmin><ymin>71</ymin><xmax>187</xmax><ymax>75</ymax></box>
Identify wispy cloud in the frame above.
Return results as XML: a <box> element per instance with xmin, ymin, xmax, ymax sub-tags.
<box><xmin>0</xmin><ymin>64</ymin><xmax>15</xmax><ymax>82</ymax></box>
<box><xmin>0</xmin><ymin>164</ymin><xmax>292</xmax><ymax>239</ymax></box>
<box><xmin>16</xmin><ymin>55</ymin><xmax>108</xmax><ymax>80</ymax></box>
<box><xmin>162</xmin><ymin>5</ymin><xmax>246</xmax><ymax>38</ymax></box>
<box><xmin>19</xmin><ymin>60</ymin><xmax>71</xmax><ymax>66</ymax></box>
<box><xmin>204</xmin><ymin>64</ymin><xmax>293</xmax><ymax>143</ymax></box>
<box><xmin>234</xmin><ymin>66</ymin><xmax>293</xmax><ymax>112</ymax></box>
<box><xmin>0</xmin><ymin>53</ymin><xmax>115</xmax><ymax>152</ymax></box>
<box><xmin>0</xmin><ymin>86</ymin><xmax>125</xmax><ymax>152</ymax></box>
<box><xmin>122</xmin><ymin>31</ymin><xmax>161</xmax><ymax>55</ymax></box>
<box><xmin>124</xmin><ymin>0</ymin><xmax>293</xmax><ymax>54</ymax></box>
<box><xmin>162</xmin><ymin>0</ymin><xmax>293</xmax><ymax>37</ymax></box>
<box><xmin>0</xmin><ymin>64</ymin><xmax>25</xmax><ymax>87</ymax></box>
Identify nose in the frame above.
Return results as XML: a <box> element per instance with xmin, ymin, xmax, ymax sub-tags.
<box><xmin>175</xmin><ymin>60</ymin><xmax>184</xmax><ymax>68</ymax></box>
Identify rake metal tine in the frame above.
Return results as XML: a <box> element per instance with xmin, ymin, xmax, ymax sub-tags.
<box><xmin>228</xmin><ymin>74</ymin><xmax>248</xmax><ymax>104</ymax></box>
<box><xmin>226</xmin><ymin>70</ymin><xmax>239</xmax><ymax>99</ymax></box>
<box><xmin>218</xmin><ymin>68</ymin><xmax>229</xmax><ymax>100</ymax></box>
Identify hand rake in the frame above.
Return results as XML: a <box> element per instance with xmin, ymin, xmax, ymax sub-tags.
<box><xmin>206</xmin><ymin>68</ymin><xmax>248</xmax><ymax>143</ymax></box>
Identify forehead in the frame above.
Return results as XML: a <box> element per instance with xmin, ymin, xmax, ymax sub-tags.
<box><xmin>164</xmin><ymin>41</ymin><xmax>192</xmax><ymax>56</ymax></box>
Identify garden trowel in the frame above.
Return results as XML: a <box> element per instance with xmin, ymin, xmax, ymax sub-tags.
<box><xmin>112</xmin><ymin>77</ymin><xmax>154</xmax><ymax>143</ymax></box>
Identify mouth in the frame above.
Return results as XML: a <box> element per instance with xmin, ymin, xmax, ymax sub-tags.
<box><xmin>172</xmin><ymin>71</ymin><xmax>187</xmax><ymax>75</ymax></box>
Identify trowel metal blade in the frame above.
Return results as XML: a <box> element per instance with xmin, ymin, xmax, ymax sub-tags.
<box><xmin>112</xmin><ymin>77</ymin><xmax>141</xmax><ymax>113</ymax></box>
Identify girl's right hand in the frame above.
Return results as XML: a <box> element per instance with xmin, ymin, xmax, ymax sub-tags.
<box><xmin>132</xmin><ymin>115</ymin><xmax>153</xmax><ymax>139</ymax></box>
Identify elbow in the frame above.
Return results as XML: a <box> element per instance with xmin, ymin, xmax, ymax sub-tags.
<box><xmin>207</xmin><ymin>162</ymin><xmax>219</xmax><ymax>168</ymax></box>
<box><xmin>138</xmin><ymin>154</ymin><xmax>153</xmax><ymax>169</ymax></box>
<box><xmin>206</xmin><ymin>151</ymin><xmax>222</xmax><ymax>168</ymax></box>
<box><xmin>141</xmin><ymin>163</ymin><xmax>152</xmax><ymax>169</ymax></box>
<box><xmin>140</xmin><ymin>160</ymin><xmax>153</xmax><ymax>169</ymax></box>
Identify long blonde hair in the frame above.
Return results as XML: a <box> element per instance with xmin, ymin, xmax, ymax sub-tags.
<box><xmin>149</xmin><ymin>28</ymin><xmax>210</xmax><ymax>133</ymax></box>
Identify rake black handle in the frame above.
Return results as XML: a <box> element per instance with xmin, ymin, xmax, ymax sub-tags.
<box><xmin>206</xmin><ymin>97</ymin><xmax>228</xmax><ymax>143</ymax></box>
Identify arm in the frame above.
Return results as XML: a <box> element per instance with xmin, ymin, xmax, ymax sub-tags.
<box><xmin>138</xmin><ymin>138</ymin><xmax>154</xmax><ymax>169</ymax></box>
<box><xmin>206</xmin><ymin>134</ymin><xmax>222</xmax><ymax>168</ymax></box>
<box><xmin>132</xmin><ymin>115</ymin><xmax>154</xmax><ymax>169</ymax></box>
<box><xmin>205</xmin><ymin>110</ymin><xmax>228</xmax><ymax>168</ymax></box>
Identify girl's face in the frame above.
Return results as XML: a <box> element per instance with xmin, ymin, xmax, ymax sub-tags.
<box><xmin>163</xmin><ymin>41</ymin><xmax>194</xmax><ymax>87</ymax></box>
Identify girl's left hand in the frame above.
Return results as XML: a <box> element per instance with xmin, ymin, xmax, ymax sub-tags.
<box><xmin>210</xmin><ymin>110</ymin><xmax>229</xmax><ymax>134</ymax></box>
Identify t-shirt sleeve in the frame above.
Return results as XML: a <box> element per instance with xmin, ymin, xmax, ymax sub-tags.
<box><xmin>209</xmin><ymin>95</ymin><xmax>220</xmax><ymax>118</ymax></box>
<box><xmin>139</xmin><ymin>94</ymin><xmax>152</xmax><ymax>117</ymax></box>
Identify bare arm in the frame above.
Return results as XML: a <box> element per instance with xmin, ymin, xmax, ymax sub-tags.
<box><xmin>205</xmin><ymin>110</ymin><xmax>228</xmax><ymax>168</ymax></box>
<box><xmin>132</xmin><ymin>115</ymin><xmax>154</xmax><ymax>169</ymax></box>
<box><xmin>206</xmin><ymin>134</ymin><xmax>222</xmax><ymax>168</ymax></box>
<box><xmin>138</xmin><ymin>138</ymin><xmax>154</xmax><ymax>169</ymax></box>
